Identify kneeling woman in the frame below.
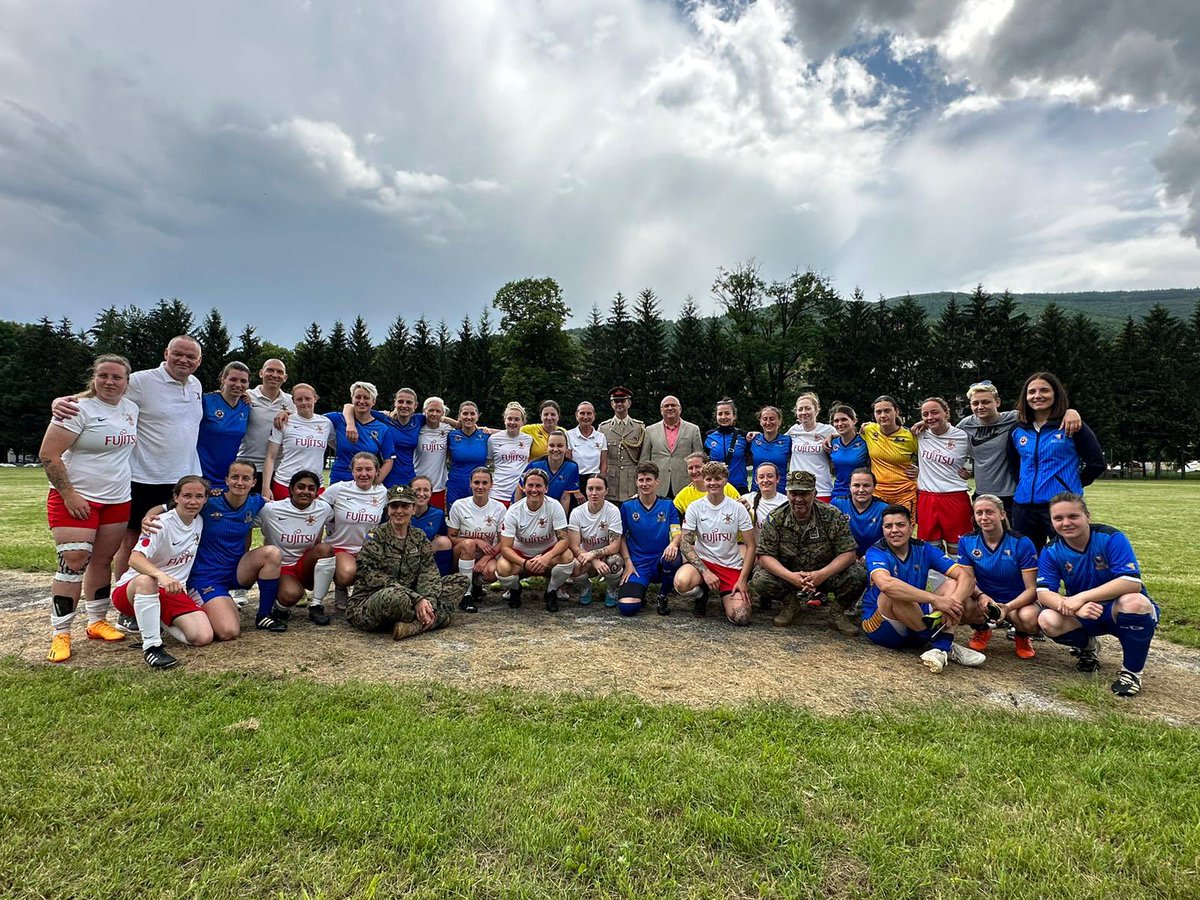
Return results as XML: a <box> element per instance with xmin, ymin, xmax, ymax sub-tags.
<box><xmin>348</xmin><ymin>485</ymin><xmax>469</xmax><ymax>640</ymax></box>
<box><xmin>497</xmin><ymin>468</ymin><xmax>574</xmax><ymax>612</ymax></box>
<box><xmin>111</xmin><ymin>475</ymin><xmax>210</xmax><ymax>669</ymax></box>
<box><xmin>319</xmin><ymin>451</ymin><xmax>389</xmax><ymax>610</ymax></box>
<box><xmin>955</xmin><ymin>494</ymin><xmax>1039</xmax><ymax>658</ymax></box>
<box><xmin>259</xmin><ymin>469</ymin><xmax>335</xmax><ymax>625</ymax></box>
<box><xmin>447</xmin><ymin>467</ymin><xmax>509</xmax><ymax>612</ymax></box>
<box><xmin>184</xmin><ymin>459</ymin><xmax>286</xmax><ymax>636</ymax></box>
<box><xmin>1036</xmin><ymin>492</ymin><xmax>1159</xmax><ymax>697</ymax></box>
<box><xmin>568</xmin><ymin>473</ymin><xmax>625</xmax><ymax>606</ymax></box>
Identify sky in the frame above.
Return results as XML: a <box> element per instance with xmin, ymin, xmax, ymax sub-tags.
<box><xmin>2</xmin><ymin>0</ymin><xmax>1199</xmax><ymax>345</ymax></box>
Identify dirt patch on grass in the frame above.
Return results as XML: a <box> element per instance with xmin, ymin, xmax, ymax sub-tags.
<box><xmin>3</xmin><ymin>570</ymin><xmax>1199</xmax><ymax>724</ymax></box>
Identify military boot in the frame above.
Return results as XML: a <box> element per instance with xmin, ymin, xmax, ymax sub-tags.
<box><xmin>392</xmin><ymin>620</ymin><xmax>425</xmax><ymax>641</ymax></box>
<box><xmin>827</xmin><ymin>604</ymin><xmax>860</xmax><ymax>637</ymax></box>
<box><xmin>773</xmin><ymin>595</ymin><xmax>800</xmax><ymax>628</ymax></box>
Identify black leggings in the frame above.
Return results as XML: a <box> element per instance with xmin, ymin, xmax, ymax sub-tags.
<box><xmin>1013</xmin><ymin>503</ymin><xmax>1054</xmax><ymax>552</ymax></box>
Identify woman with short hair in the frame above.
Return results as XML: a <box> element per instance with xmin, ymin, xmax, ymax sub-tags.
<box><xmin>326</xmin><ymin>382</ymin><xmax>396</xmax><ymax>485</ymax></box>
<box><xmin>496</xmin><ymin>468</ymin><xmax>574</xmax><ymax>611</ymax></box>
<box><xmin>521</xmin><ymin>400</ymin><xmax>561</xmax><ymax>461</ymax></box>
<box><xmin>259</xmin><ymin>469</ymin><xmax>336</xmax><ymax>625</ymax></box>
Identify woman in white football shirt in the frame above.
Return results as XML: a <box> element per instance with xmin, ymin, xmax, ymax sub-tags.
<box><xmin>262</xmin><ymin>383</ymin><xmax>335</xmax><ymax>499</ymax></box>
<box><xmin>319</xmin><ymin>451</ymin><xmax>388</xmax><ymax>609</ymax></box>
<box><xmin>447</xmin><ymin>467</ymin><xmax>508</xmax><ymax>612</ymax></box>
<box><xmin>786</xmin><ymin>392</ymin><xmax>836</xmax><ymax>502</ymax></box>
<box><xmin>487</xmin><ymin>402</ymin><xmax>533</xmax><ymax>505</ymax></box>
<box><xmin>568</xmin><ymin>473</ymin><xmax>624</xmax><ymax>606</ymax></box>
<box><xmin>259</xmin><ymin>469</ymin><xmax>335</xmax><ymax>624</ymax></box>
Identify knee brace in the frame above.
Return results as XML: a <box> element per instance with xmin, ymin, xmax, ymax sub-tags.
<box><xmin>56</xmin><ymin>541</ymin><xmax>93</xmax><ymax>583</ymax></box>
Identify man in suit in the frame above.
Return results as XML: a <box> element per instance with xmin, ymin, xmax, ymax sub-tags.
<box><xmin>640</xmin><ymin>395</ymin><xmax>703</xmax><ymax>498</ymax></box>
<box><xmin>598</xmin><ymin>386</ymin><xmax>645</xmax><ymax>503</ymax></box>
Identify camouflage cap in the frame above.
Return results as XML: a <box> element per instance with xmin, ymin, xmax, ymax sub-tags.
<box><xmin>387</xmin><ymin>485</ymin><xmax>417</xmax><ymax>504</ymax></box>
<box><xmin>785</xmin><ymin>471</ymin><xmax>817</xmax><ymax>493</ymax></box>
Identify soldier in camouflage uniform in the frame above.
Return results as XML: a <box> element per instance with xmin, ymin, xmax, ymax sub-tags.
<box><xmin>348</xmin><ymin>485</ymin><xmax>470</xmax><ymax>640</ymax></box>
<box><xmin>752</xmin><ymin>471</ymin><xmax>866</xmax><ymax>635</ymax></box>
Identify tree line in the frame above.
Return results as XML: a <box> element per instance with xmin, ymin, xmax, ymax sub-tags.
<box><xmin>3</xmin><ymin>264</ymin><xmax>1198</xmax><ymax>475</ymax></box>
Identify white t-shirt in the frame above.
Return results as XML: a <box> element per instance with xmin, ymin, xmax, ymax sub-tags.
<box><xmin>116</xmin><ymin>509</ymin><xmax>203</xmax><ymax>590</ymax></box>
<box><xmin>53</xmin><ymin>396</ymin><xmax>139</xmax><ymax>503</ymax></box>
<box><xmin>740</xmin><ymin>490</ymin><xmax>788</xmax><ymax>537</ymax></box>
<box><xmin>239</xmin><ymin>386</ymin><xmax>295</xmax><ymax>468</ymax></box>
<box><xmin>568</xmin><ymin>501</ymin><xmax>623</xmax><ymax>552</ymax></box>
<box><xmin>268</xmin><ymin>414</ymin><xmax>334</xmax><ymax>485</ymax></box>
<box><xmin>259</xmin><ymin>497</ymin><xmax>334</xmax><ymax>565</ymax></box>
<box><xmin>684</xmin><ymin>495</ymin><xmax>753</xmax><ymax>570</ymax></box>
<box><xmin>447</xmin><ymin>496</ymin><xmax>508</xmax><ymax>542</ymax></box>
<box><xmin>414</xmin><ymin>423</ymin><xmax>453</xmax><ymax>490</ymax></box>
<box><xmin>487</xmin><ymin>431</ymin><xmax>532</xmax><ymax>502</ymax></box>
<box><xmin>917</xmin><ymin>425</ymin><xmax>971</xmax><ymax>493</ymax></box>
<box><xmin>566</xmin><ymin>426</ymin><xmax>608</xmax><ymax>474</ymax></box>
<box><xmin>125</xmin><ymin>364</ymin><xmax>203</xmax><ymax>483</ymax></box>
<box><xmin>786</xmin><ymin>422</ymin><xmax>836</xmax><ymax>497</ymax></box>
<box><xmin>501</xmin><ymin>497</ymin><xmax>568</xmax><ymax>556</ymax></box>
<box><xmin>321</xmin><ymin>481</ymin><xmax>387</xmax><ymax>553</ymax></box>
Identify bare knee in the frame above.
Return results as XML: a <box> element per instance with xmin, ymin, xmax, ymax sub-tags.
<box><xmin>1117</xmin><ymin>593</ymin><xmax>1151</xmax><ymax>615</ymax></box>
<box><xmin>432</xmin><ymin>536</ymin><xmax>451</xmax><ymax>553</ymax></box>
<box><xmin>455</xmin><ymin>539</ymin><xmax>477</xmax><ymax>558</ymax></box>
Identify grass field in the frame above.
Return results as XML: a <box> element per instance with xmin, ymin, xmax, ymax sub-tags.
<box><xmin>2</xmin><ymin>663</ymin><xmax>1198</xmax><ymax>900</ymax></box>
<box><xmin>4</xmin><ymin>469</ymin><xmax>1197</xmax><ymax>646</ymax></box>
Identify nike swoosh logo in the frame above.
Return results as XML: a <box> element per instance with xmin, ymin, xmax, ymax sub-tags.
<box><xmin>95</xmin><ymin>417</ymin><xmax>107</xmax><ymax>422</ymax></box>
<box><xmin>171</xmin><ymin>538</ymin><xmax>188</xmax><ymax>547</ymax></box>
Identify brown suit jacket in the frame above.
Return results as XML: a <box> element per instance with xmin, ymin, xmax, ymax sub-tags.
<box><xmin>640</xmin><ymin>419</ymin><xmax>703</xmax><ymax>497</ymax></box>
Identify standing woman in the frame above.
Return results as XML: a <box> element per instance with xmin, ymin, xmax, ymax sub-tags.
<box><xmin>446</xmin><ymin>401</ymin><xmax>490</xmax><ymax>509</ymax></box>
<box><xmin>956</xmin><ymin>494</ymin><xmax>1039</xmax><ymax>659</ymax></box>
<box><xmin>829</xmin><ymin>404</ymin><xmax>869</xmax><ymax>501</ymax></box>
<box><xmin>326</xmin><ymin>382</ymin><xmax>396</xmax><ymax>485</ymax></box>
<box><xmin>259</xmin><ymin>469</ymin><xmax>335</xmax><ymax>625</ymax></box>
<box><xmin>40</xmin><ymin>354</ymin><xmax>138</xmax><ymax>662</ymax></box>
<box><xmin>747</xmin><ymin>406</ymin><xmax>791</xmax><ymax>493</ymax></box>
<box><xmin>262</xmin><ymin>383</ymin><xmax>335</xmax><ymax>500</ymax></box>
<box><xmin>414</xmin><ymin>396</ymin><xmax>453</xmax><ymax>509</ymax></box>
<box><xmin>487</xmin><ymin>402</ymin><xmax>533</xmax><ymax>505</ymax></box>
<box><xmin>915</xmin><ymin>397</ymin><xmax>974</xmax><ymax>556</ymax></box>
<box><xmin>197</xmin><ymin>362</ymin><xmax>252</xmax><ymax>492</ymax></box>
<box><xmin>861</xmin><ymin>395</ymin><xmax>919</xmax><ymax>516</ymax></box>
<box><xmin>1008</xmin><ymin>372</ymin><xmax>1105</xmax><ymax>551</ymax></box>
<box><xmin>346</xmin><ymin>386</ymin><xmax>425</xmax><ymax>489</ymax></box>
<box><xmin>740</xmin><ymin>462</ymin><xmax>787</xmax><ymax>541</ymax></box>
<box><xmin>521</xmin><ymin>400</ymin><xmax>561</xmax><ymax>462</ymax></box>
<box><xmin>704</xmin><ymin>398</ymin><xmax>750</xmax><ymax>493</ymax></box>
<box><xmin>786</xmin><ymin>393</ymin><xmax>836</xmax><ymax>502</ymax></box>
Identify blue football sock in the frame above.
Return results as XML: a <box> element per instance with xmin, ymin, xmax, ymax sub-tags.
<box><xmin>434</xmin><ymin>549</ymin><xmax>453</xmax><ymax>577</ymax></box>
<box><xmin>925</xmin><ymin>628</ymin><xmax>953</xmax><ymax>653</ymax></box>
<box><xmin>1050</xmin><ymin>627</ymin><xmax>1090</xmax><ymax>649</ymax></box>
<box><xmin>256</xmin><ymin>577</ymin><xmax>280</xmax><ymax>619</ymax></box>
<box><xmin>1116</xmin><ymin>611</ymin><xmax>1157</xmax><ymax>673</ymax></box>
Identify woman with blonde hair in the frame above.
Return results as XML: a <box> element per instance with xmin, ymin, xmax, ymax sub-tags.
<box><xmin>487</xmin><ymin>401</ymin><xmax>533</xmax><ymax>505</ymax></box>
<box><xmin>39</xmin><ymin>354</ymin><xmax>138</xmax><ymax>662</ymax></box>
<box><xmin>786</xmin><ymin>392</ymin><xmax>836</xmax><ymax>502</ymax></box>
<box><xmin>327</xmin><ymin>381</ymin><xmax>395</xmax><ymax>485</ymax></box>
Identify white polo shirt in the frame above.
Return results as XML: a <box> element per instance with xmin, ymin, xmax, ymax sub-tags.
<box><xmin>566</xmin><ymin>426</ymin><xmax>608</xmax><ymax>474</ymax></box>
<box><xmin>239</xmin><ymin>386</ymin><xmax>295</xmax><ymax>468</ymax></box>
<box><xmin>125</xmin><ymin>364</ymin><xmax>203</xmax><ymax>484</ymax></box>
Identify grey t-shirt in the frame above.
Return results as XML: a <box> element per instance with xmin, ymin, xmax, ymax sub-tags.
<box><xmin>956</xmin><ymin>410</ymin><xmax>1018</xmax><ymax>498</ymax></box>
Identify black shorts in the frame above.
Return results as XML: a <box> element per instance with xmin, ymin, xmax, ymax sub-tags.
<box><xmin>128</xmin><ymin>482</ymin><xmax>175</xmax><ymax>530</ymax></box>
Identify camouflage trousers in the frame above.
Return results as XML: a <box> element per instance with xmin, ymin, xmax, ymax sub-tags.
<box><xmin>750</xmin><ymin>562</ymin><xmax>867</xmax><ymax>610</ymax></box>
<box><xmin>346</xmin><ymin>574</ymin><xmax>470</xmax><ymax>633</ymax></box>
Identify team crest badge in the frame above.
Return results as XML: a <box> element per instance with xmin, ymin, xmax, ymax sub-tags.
<box><xmin>1094</xmin><ymin>555</ymin><xmax>1108</xmax><ymax>570</ymax></box>
<box><xmin>947</xmin><ymin>440</ymin><xmax>956</xmax><ymax>450</ymax></box>
<box><xmin>485</xmin><ymin>515</ymin><xmax>495</xmax><ymax>526</ymax></box>
<box><xmin>656</xmin><ymin>512</ymin><xmax>666</xmax><ymax>522</ymax></box>
<box><xmin>306</xmin><ymin>515</ymin><xmax>316</xmax><ymax>525</ymax></box>
<box><xmin>632</xmin><ymin>512</ymin><xmax>640</xmax><ymax>522</ymax></box>
<box><xmin>972</xmin><ymin>549</ymin><xmax>982</xmax><ymax>559</ymax></box>
<box><xmin>124</xmin><ymin>413</ymin><xmax>135</xmax><ymax>426</ymax></box>
<box><xmin>1003</xmin><ymin>549</ymin><xmax>1012</xmax><ymax>557</ymax></box>
<box><xmin>723</xmin><ymin>513</ymin><xmax>733</xmax><ymax>524</ymax></box>
<box><xmin>1065</xmin><ymin>562</ymin><xmax>1074</xmax><ymax>573</ymax></box>
<box><xmin>211</xmin><ymin>511</ymin><xmax>223</xmax><ymax>519</ymax></box>
<box><xmin>1019</xmin><ymin>436</ymin><xmax>1028</xmax><ymax>446</ymax></box>
<box><xmin>370</xmin><ymin>497</ymin><xmax>380</xmax><ymax>506</ymax></box>
<box><xmin>215</xmin><ymin>409</ymin><xmax>224</xmax><ymax>419</ymax></box>
<box><xmin>537</xmin><ymin>517</ymin><xmax>547</xmax><ymax>527</ymax></box>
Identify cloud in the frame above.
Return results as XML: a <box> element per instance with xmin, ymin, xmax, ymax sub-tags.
<box><xmin>0</xmin><ymin>0</ymin><xmax>1197</xmax><ymax>344</ymax></box>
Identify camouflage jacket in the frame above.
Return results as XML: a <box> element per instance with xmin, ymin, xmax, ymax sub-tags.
<box><xmin>353</xmin><ymin>523</ymin><xmax>441</xmax><ymax>600</ymax></box>
<box><xmin>757</xmin><ymin>501</ymin><xmax>857</xmax><ymax>570</ymax></box>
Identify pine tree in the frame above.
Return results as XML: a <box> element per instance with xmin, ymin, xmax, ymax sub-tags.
<box><xmin>628</xmin><ymin>288</ymin><xmax>667</xmax><ymax>404</ymax></box>
<box><xmin>579</xmin><ymin>304</ymin><xmax>608</xmax><ymax>404</ymax></box>
<box><xmin>474</xmin><ymin>309</ymin><xmax>500</xmax><ymax>423</ymax></box>
<box><xmin>604</xmin><ymin>292</ymin><xmax>633</xmax><ymax>385</ymax></box>
<box><xmin>348</xmin><ymin>316</ymin><xmax>374</xmax><ymax>389</ymax></box>
<box><xmin>325</xmin><ymin>321</ymin><xmax>352</xmax><ymax>406</ymax></box>
<box><xmin>374</xmin><ymin>315</ymin><xmax>410</xmax><ymax>397</ymax></box>
<box><xmin>89</xmin><ymin>306</ymin><xmax>135</xmax><ymax>360</ymax></box>
<box><xmin>194</xmin><ymin>310</ymin><xmax>232</xmax><ymax>388</ymax></box>
<box><xmin>929</xmin><ymin>294</ymin><xmax>971</xmax><ymax>409</ymax></box>
<box><xmin>143</xmin><ymin>299</ymin><xmax>195</xmax><ymax>357</ymax></box>
<box><xmin>235</xmin><ymin>325</ymin><xmax>263</xmax><ymax>367</ymax></box>
<box><xmin>409</xmin><ymin>316</ymin><xmax>437</xmax><ymax>400</ymax></box>
<box><xmin>666</xmin><ymin>297</ymin><xmax>708</xmax><ymax>419</ymax></box>
<box><xmin>293</xmin><ymin>323</ymin><xmax>330</xmax><ymax>407</ymax></box>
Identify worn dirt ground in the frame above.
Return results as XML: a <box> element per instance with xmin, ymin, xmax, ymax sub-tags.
<box><xmin>3</xmin><ymin>570</ymin><xmax>1198</xmax><ymax>724</ymax></box>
